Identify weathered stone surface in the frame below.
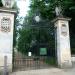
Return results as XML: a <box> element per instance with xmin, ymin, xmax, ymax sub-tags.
<box><xmin>53</xmin><ymin>17</ymin><xmax>72</xmax><ymax>68</ymax></box>
<box><xmin>0</xmin><ymin>8</ymin><xmax>16</xmax><ymax>72</ymax></box>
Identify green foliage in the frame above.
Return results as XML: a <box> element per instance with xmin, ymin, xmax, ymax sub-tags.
<box><xmin>0</xmin><ymin>0</ymin><xmax>3</xmax><ymax>7</ymax></box>
<box><xmin>18</xmin><ymin>0</ymin><xmax>75</xmax><ymax>54</ymax></box>
<box><xmin>13</xmin><ymin>2</ymin><xmax>20</xmax><ymax>47</ymax></box>
<box><xmin>18</xmin><ymin>29</ymin><xmax>32</xmax><ymax>54</ymax></box>
<box><xmin>18</xmin><ymin>25</ymin><xmax>55</xmax><ymax>54</ymax></box>
<box><xmin>29</xmin><ymin>0</ymin><xmax>75</xmax><ymax>19</ymax></box>
<box><xmin>45</xmin><ymin>57</ymin><xmax>56</xmax><ymax>65</ymax></box>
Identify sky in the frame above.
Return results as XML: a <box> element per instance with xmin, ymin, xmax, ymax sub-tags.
<box><xmin>17</xmin><ymin>0</ymin><xmax>30</xmax><ymax>17</ymax></box>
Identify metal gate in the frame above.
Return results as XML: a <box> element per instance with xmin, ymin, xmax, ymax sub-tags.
<box><xmin>13</xmin><ymin>19</ymin><xmax>56</xmax><ymax>71</ymax></box>
<box><xmin>13</xmin><ymin>56</ymin><xmax>56</xmax><ymax>71</ymax></box>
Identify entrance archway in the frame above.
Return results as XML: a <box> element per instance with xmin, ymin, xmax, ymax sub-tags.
<box><xmin>13</xmin><ymin>20</ymin><xmax>56</xmax><ymax>71</ymax></box>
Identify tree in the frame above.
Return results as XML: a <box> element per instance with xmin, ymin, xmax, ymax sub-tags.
<box><xmin>0</xmin><ymin>0</ymin><xmax>3</xmax><ymax>7</ymax></box>
<box><xmin>29</xmin><ymin>0</ymin><xmax>75</xmax><ymax>54</ymax></box>
<box><xmin>30</xmin><ymin>0</ymin><xmax>75</xmax><ymax>19</ymax></box>
<box><xmin>18</xmin><ymin>13</ymin><xmax>55</xmax><ymax>55</ymax></box>
<box><xmin>18</xmin><ymin>0</ymin><xmax>75</xmax><ymax>54</ymax></box>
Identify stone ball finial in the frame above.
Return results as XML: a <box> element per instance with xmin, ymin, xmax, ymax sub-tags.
<box><xmin>1</xmin><ymin>0</ymin><xmax>15</xmax><ymax>8</ymax></box>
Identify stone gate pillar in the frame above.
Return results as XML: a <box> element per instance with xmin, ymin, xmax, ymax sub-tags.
<box><xmin>0</xmin><ymin>8</ymin><xmax>16</xmax><ymax>71</ymax></box>
<box><xmin>52</xmin><ymin>17</ymin><xmax>72</xmax><ymax>68</ymax></box>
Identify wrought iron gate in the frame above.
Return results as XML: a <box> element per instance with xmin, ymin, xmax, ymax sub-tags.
<box><xmin>13</xmin><ymin>56</ymin><xmax>56</xmax><ymax>71</ymax></box>
<box><xmin>13</xmin><ymin>19</ymin><xmax>56</xmax><ymax>71</ymax></box>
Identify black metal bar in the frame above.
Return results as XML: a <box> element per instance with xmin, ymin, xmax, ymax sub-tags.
<box><xmin>13</xmin><ymin>56</ymin><xmax>55</xmax><ymax>71</ymax></box>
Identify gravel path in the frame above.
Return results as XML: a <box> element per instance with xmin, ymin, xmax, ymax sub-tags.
<box><xmin>10</xmin><ymin>67</ymin><xmax>75</xmax><ymax>75</ymax></box>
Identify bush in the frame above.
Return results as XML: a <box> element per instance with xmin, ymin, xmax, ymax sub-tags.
<box><xmin>71</xmin><ymin>48</ymin><xmax>75</xmax><ymax>54</ymax></box>
<box><xmin>45</xmin><ymin>57</ymin><xmax>56</xmax><ymax>66</ymax></box>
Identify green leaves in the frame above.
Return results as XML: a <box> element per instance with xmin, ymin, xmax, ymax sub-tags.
<box><xmin>0</xmin><ymin>0</ymin><xmax>3</xmax><ymax>7</ymax></box>
<box><xmin>17</xmin><ymin>0</ymin><xmax>75</xmax><ymax>54</ymax></box>
<box><xmin>29</xmin><ymin>0</ymin><xmax>75</xmax><ymax>19</ymax></box>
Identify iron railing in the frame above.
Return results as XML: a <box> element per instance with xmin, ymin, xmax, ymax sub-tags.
<box><xmin>13</xmin><ymin>56</ymin><xmax>55</xmax><ymax>71</ymax></box>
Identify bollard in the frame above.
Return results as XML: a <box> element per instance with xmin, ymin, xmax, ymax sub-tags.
<box><xmin>3</xmin><ymin>56</ymin><xmax>9</xmax><ymax>75</ymax></box>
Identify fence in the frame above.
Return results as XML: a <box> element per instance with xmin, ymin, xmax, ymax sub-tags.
<box><xmin>13</xmin><ymin>56</ymin><xmax>55</xmax><ymax>71</ymax></box>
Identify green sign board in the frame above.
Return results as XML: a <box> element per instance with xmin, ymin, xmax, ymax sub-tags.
<box><xmin>40</xmin><ymin>48</ymin><xmax>47</xmax><ymax>55</ymax></box>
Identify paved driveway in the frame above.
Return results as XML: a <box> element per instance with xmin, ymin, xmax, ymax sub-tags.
<box><xmin>10</xmin><ymin>67</ymin><xmax>75</xmax><ymax>75</ymax></box>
